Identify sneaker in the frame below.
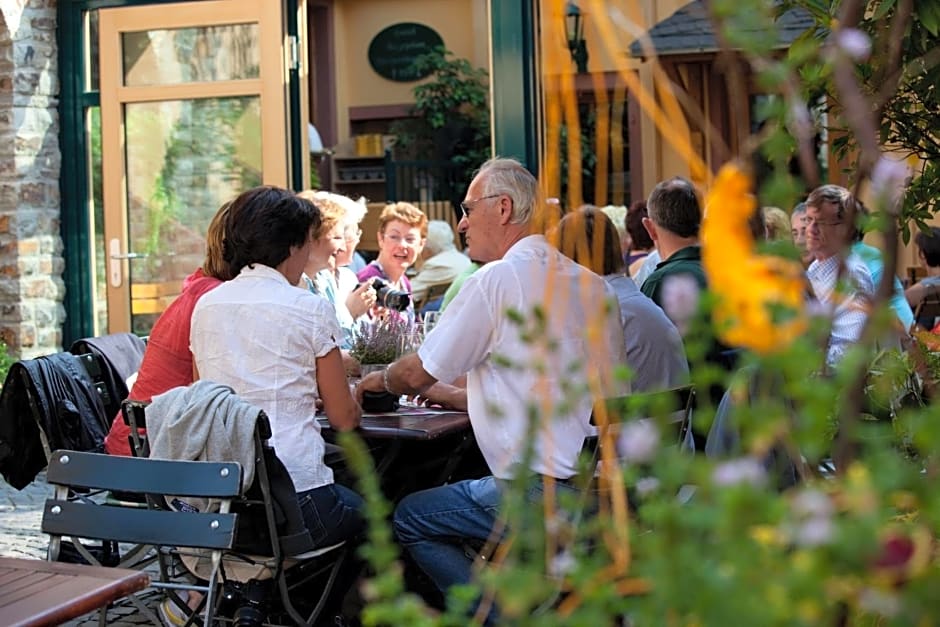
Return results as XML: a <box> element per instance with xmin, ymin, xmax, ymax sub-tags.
<box><xmin>158</xmin><ymin>592</ymin><xmax>190</xmax><ymax>627</ymax></box>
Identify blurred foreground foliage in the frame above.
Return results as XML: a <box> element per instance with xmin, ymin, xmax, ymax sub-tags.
<box><xmin>339</xmin><ymin>1</ymin><xmax>940</xmax><ymax>624</ymax></box>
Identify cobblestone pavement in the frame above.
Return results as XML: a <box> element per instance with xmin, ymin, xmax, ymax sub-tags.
<box><xmin>0</xmin><ymin>474</ymin><xmax>159</xmax><ymax>625</ymax></box>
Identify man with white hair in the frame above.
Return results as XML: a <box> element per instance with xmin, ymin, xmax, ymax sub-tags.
<box><xmin>356</xmin><ymin>157</ymin><xmax>626</xmax><ymax>616</ymax></box>
<box><xmin>409</xmin><ymin>219</ymin><xmax>471</xmax><ymax>305</ymax></box>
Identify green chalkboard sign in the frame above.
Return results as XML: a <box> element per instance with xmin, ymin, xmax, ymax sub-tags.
<box><xmin>367</xmin><ymin>23</ymin><xmax>444</xmax><ymax>82</ymax></box>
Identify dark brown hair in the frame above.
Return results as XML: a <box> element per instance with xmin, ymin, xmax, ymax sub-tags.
<box><xmin>223</xmin><ymin>186</ymin><xmax>319</xmax><ymax>275</ymax></box>
<box><xmin>626</xmin><ymin>200</ymin><xmax>653</xmax><ymax>251</ymax></box>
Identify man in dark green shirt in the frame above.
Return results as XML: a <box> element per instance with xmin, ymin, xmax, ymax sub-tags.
<box><xmin>639</xmin><ymin>177</ymin><xmax>706</xmax><ymax>307</ymax></box>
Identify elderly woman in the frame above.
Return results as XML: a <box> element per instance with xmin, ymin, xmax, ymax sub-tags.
<box><xmin>357</xmin><ymin>201</ymin><xmax>428</xmax><ymax>322</ymax></box>
<box><xmin>298</xmin><ymin>191</ymin><xmax>377</xmax><ymax>347</ymax></box>
<box><xmin>104</xmin><ymin>199</ymin><xmax>235</xmax><ymax>457</ymax></box>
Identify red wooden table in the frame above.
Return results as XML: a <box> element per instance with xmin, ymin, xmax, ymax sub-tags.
<box><xmin>0</xmin><ymin>557</ymin><xmax>150</xmax><ymax>626</ymax></box>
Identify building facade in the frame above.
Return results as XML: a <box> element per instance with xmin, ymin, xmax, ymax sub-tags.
<box><xmin>0</xmin><ymin>0</ymin><xmax>920</xmax><ymax>359</ymax></box>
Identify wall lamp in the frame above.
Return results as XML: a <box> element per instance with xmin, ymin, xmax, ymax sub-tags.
<box><xmin>565</xmin><ymin>2</ymin><xmax>589</xmax><ymax>73</ymax></box>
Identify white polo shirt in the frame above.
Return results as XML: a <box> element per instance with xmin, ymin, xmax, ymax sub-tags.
<box><xmin>191</xmin><ymin>263</ymin><xmax>342</xmax><ymax>492</ymax></box>
<box><xmin>419</xmin><ymin>235</ymin><xmax>627</xmax><ymax>480</ymax></box>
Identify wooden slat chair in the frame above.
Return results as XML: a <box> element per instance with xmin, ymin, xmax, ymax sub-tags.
<box><xmin>42</xmin><ymin>450</ymin><xmax>241</xmax><ymax>626</ymax></box>
<box><xmin>124</xmin><ymin>398</ymin><xmax>349</xmax><ymax>626</ymax></box>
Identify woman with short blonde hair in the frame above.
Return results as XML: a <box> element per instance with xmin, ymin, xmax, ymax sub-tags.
<box><xmin>357</xmin><ymin>202</ymin><xmax>428</xmax><ymax>321</ymax></box>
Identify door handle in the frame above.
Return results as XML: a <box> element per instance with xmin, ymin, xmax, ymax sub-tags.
<box><xmin>108</xmin><ymin>238</ymin><xmax>149</xmax><ymax>288</ymax></box>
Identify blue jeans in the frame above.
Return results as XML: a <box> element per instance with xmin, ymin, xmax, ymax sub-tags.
<box><xmin>296</xmin><ymin>483</ymin><xmax>366</xmax><ymax>620</ymax></box>
<box><xmin>393</xmin><ymin>476</ymin><xmax>579</xmax><ymax>595</ymax></box>
<box><xmin>297</xmin><ymin>482</ymin><xmax>365</xmax><ymax>548</ymax></box>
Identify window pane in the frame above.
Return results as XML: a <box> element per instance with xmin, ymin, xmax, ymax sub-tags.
<box><xmin>122</xmin><ymin>24</ymin><xmax>260</xmax><ymax>87</ymax></box>
<box><xmin>123</xmin><ymin>96</ymin><xmax>262</xmax><ymax>334</ymax></box>
<box><xmin>85</xmin><ymin>10</ymin><xmax>99</xmax><ymax>92</ymax></box>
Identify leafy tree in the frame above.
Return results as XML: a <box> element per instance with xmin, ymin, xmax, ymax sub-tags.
<box><xmin>390</xmin><ymin>48</ymin><xmax>490</xmax><ymax>198</ymax></box>
<box><xmin>785</xmin><ymin>0</ymin><xmax>940</xmax><ymax>238</ymax></box>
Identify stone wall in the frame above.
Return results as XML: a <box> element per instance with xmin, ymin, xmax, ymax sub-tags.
<box><xmin>0</xmin><ymin>1</ymin><xmax>64</xmax><ymax>360</ymax></box>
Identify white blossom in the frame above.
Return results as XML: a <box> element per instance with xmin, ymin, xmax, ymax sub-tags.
<box><xmin>712</xmin><ymin>457</ymin><xmax>766</xmax><ymax>488</ymax></box>
<box><xmin>636</xmin><ymin>476</ymin><xmax>661</xmax><ymax>496</ymax></box>
<box><xmin>549</xmin><ymin>550</ymin><xmax>577</xmax><ymax>578</ymax></box>
<box><xmin>858</xmin><ymin>587</ymin><xmax>901</xmax><ymax>618</ymax></box>
<box><xmin>834</xmin><ymin>28</ymin><xmax>871</xmax><ymax>61</ymax></box>
<box><xmin>793</xmin><ymin>517</ymin><xmax>835</xmax><ymax>547</ymax></box>
<box><xmin>617</xmin><ymin>419</ymin><xmax>660</xmax><ymax>464</ymax></box>
<box><xmin>791</xmin><ymin>489</ymin><xmax>833</xmax><ymax>518</ymax></box>
<box><xmin>661</xmin><ymin>274</ymin><xmax>701</xmax><ymax>336</ymax></box>
<box><xmin>870</xmin><ymin>155</ymin><xmax>910</xmax><ymax>210</ymax></box>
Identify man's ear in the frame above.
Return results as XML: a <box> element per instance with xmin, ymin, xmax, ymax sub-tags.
<box><xmin>498</xmin><ymin>196</ymin><xmax>513</xmax><ymax>226</ymax></box>
<box><xmin>642</xmin><ymin>216</ymin><xmax>658</xmax><ymax>242</ymax></box>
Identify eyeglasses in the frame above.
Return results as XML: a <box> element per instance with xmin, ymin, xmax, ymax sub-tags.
<box><xmin>804</xmin><ymin>218</ymin><xmax>844</xmax><ymax>228</ymax></box>
<box><xmin>383</xmin><ymin>233</ymin><xmax>421</xmax><ymax>247</ymax></box>
<box><xmin>460</xmin><ymin>194</ymin><xmax>502</xmax><ymax>219</ymax></box>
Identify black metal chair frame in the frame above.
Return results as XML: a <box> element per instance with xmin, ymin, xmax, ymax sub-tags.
<box><xmin>42</xmin><ymin>449</ymin><xmax>241</xmax><ymax>626</ymax></box>
<box><xmin>588</xmin><ymin>384</ymin><xmax>697</xmax><ymax>465</ymax></box>
<box><xmin>123</xmin><ymin>398</ymin><xmax>349</xmax><ymax>626</ymax></box>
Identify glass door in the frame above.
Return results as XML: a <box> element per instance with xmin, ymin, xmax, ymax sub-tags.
<box><xmin>99</xmin><ymin>0</ymin><xmax>290</xmax><ymax>334</ymax></box>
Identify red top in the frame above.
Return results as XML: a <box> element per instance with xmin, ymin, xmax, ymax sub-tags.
<box><xmin>104</xmin><ymin>269</ymin><xmax>222</xmax><ymax>456</ymax></box>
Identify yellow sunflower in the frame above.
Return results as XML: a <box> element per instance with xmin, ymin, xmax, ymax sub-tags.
<box><xmin>702</xmin><ymin>164</ymin><xmax>807</xmax><ymax>353</ymax></box>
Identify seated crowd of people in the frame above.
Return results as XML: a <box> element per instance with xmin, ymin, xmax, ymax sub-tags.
<box><xmin>104</xmin><ymin>156</ymin><xmax>932</xmax><ymax>624</ymax></box>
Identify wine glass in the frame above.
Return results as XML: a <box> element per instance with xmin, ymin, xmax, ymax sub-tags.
<box><xmin>396</xmin><ymin>331</ymin><xmax>423</xmax><ymax>360</ymax></box>
<box><xmin>395</xmin><ymin>331</ymin><xmax>424</xmax><ymax>407</ymax></box>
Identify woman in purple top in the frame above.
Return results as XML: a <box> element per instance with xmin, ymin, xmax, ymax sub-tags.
<box><xmin>357</xmin><ymin>202</ymin><xmax>427</xmax><ymax>323</ymax></box>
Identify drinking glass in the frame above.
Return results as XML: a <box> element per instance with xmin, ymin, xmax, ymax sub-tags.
<box><xmin>396</xmin><ymin>331</ymin><xmax>423</xmax><ymax>360</ymax></box>
<box><xmin>422</xmin><ymin>311</ymin><xmax>442</xmax><ymax>336</ymax></box>
<box><xmin>395</xmin><ymin>331</ymin><xmax>423</xmax><ymax>407</ymax></box>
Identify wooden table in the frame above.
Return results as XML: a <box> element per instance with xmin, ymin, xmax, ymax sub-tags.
<box><xmin>0</xmin><ymin>557</ymin><xmax>150</xmax><ymax>627</ymax></box>
<box><xmin>319</xmin><ymin>407</ymin><xmax>470</xmax><ymax>441</ymax></box>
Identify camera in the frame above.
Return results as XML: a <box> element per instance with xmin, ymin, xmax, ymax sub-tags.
<box><xmin>369</xmin><ymin>278</ymin><xmax>411</xmax><ymax>312</ymax></box>
<box><xmin>224</xmin><ymin>579</ymin><xmax>269</xmax><ymax>627</ymax></box>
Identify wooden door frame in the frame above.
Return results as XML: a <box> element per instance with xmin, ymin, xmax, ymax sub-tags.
<box><xmin>98</xmin><ymin>0</ymin><xmax>288</xmax><ymax>332</ymax></box>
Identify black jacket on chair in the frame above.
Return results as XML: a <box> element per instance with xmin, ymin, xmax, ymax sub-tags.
<box><xmin>69</xmin><ymin>333</ymin><xmax>146</xmax><ymax>420</ymax></box>
<box><xmin>0</xmin><ymin>353</ymin><xmax>109</xmax><ymax>489</ymax></box>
